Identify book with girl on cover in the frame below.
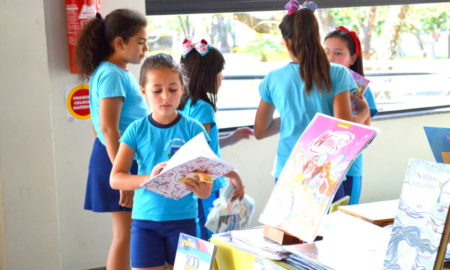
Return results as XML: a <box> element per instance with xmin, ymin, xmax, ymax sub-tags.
<box><xmin>259</xmin><ymin>113</ymin><xmax>378</xmax><ymax>243</ymax></box>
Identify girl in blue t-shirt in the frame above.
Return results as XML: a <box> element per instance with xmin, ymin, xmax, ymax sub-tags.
<box><xmin>110</xmin><ymin>53</ymin><xmax>244</xmax><ymax>269</ymax></box>
<box><xmin>178</xmin><ymin>39</ymin><xmax>250</xmax><ymax>240</ymax></box>
<box><xmin>324</xmin><ymin>26</ymin><xmax>379</xmax><ymax>204</ymax></box>
<box><xmin>254</xmin><ymin>1</ymin><xmax>370</xmax><ymax>196</ymax></box>
<box><xmin>75</xmin><ymin>9</ymin><xmax>149</xmax><ymax>269</ymax></box>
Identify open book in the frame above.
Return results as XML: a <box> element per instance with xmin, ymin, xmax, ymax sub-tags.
<box><xmin>384</xmin><ymin>159</ymin><xmax>450</xmax><ymax>270</ymax></box>
<box><xmin>173</xmin><ymin>233</ymin><xmax>217</xmax><ymax>270</ymax></box>
<box><xmin>259</xmin><ymin>113</ymin><xmax>378</xmax><ymax>243</ymax></box>
<box><xmin>140</xmin><ymin>133</ymin><xmax>234</xmax><ymax>199</ymax></box>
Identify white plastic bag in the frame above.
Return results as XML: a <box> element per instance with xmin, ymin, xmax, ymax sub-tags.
<box><xmin>205</xmin><ymin>184</ymin><xmax>255</xmax><ymax>233</ymax></box>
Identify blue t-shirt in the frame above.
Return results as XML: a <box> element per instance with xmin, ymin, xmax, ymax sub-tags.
<box><xmin>179</xmin><ymin>98</ymin><xmax>227</xmax><ymax>191</ymax></box>
<box><xmin>120</xmin><ymin>113</ymin><xmax>208</xmax><ymax>221</ymax></box>
<box><xmin>259</xmin><ymin>63</ymin><xmax>357</xmax><ymax>178</ymax></box>
<box><xmin>90</xmin><ymin>61</ymin><xmax>149</xmax><ymax>145</ymax></box>
<box><xmin>346</xmin><ymin>86</ymin><xmax>378</xmax><ymax>176</ymax></box>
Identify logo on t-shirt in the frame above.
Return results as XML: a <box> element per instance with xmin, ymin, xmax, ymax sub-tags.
<box><xmin>164</xmin><ymin>138</ymin><xmax>186</xmax><ymax>158</ymax></box>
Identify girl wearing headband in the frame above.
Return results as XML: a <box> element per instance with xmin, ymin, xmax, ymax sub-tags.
<box><xmin>324</xmin><ymin>26</ymin><xmax>378</xmax><ymax>204</ymax></box>
<box><xmin>178</xmin><ymin>39</ymin><xmax>250</xmax><ymax>240</ymax></box>
<box><xmin>254</xmin><ymin>1</ymin><xmax>370</xmax><ymax>202</ymax></box>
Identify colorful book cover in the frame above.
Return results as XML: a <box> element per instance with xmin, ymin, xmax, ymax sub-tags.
<box><xmin>424</xmin><ymin>126</ymin><xmax>450</xmax><ymax>164</ymax></box>
<box><xmin>348</xmin><ymin>69</ymin><xmax>370</xmax><ymax>113</ymax></box>
<box><xmin>384</xmin><ymin>159</ymin><xmax>450</xmax><ymax>270</ymax></box>
<box><xmin>173</xmin><ymin>233</ymin><xmax>217</xmax><ymax>270</ymax></box>
<box><xmin>259</xmin><ymin>113</ymin><xmax>378</xmax><ymax>243</ymax></box>
<box><xmin>140</xmin><ymin>133</ymin><xmax>234</xmax><ymax>200</ymax></box>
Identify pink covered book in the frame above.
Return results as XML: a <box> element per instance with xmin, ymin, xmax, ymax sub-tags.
<box><xmin>259</xmin><ymin>113</ymin><xmax>378</xmax><ymax>242</ymax></box>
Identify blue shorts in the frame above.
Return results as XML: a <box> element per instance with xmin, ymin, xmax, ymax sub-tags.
<box><xmin>84</xmin><ymin>138</ymin><xmax>138</xmax><ymax>212</ymax></box>
<box><xmin>197</xmin><ymin>190</ymin><xmax>220</xmax><ymax>240</ymax></box>
<box><xmin>130</xmin><ymin>219</ymin><xmax>196</xmax><ymax>268</ymax></box>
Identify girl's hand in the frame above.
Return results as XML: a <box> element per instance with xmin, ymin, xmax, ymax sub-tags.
<box><xmin>229</xmin><ymin>174</ymin><xmax>245</xmax><ymax>201</ymax></box>
<box><xmin>119</xmin><ymin>190</ymin><xmax>134</xmax><ymax>208</ymax></box>
<box><xmin>183</xmin><ymin>175</ymin><xmax>212</xmax><ymax>199</ymax></box>
<box><xmin>350</xmin><ymin>93</ymin><xmax>368</xmax><ymax>114</ymax></box>
<box><xmin>232</xmin><ymin>127</ymin><xmax>254</xmax><ymax>140</ymax></box>
<box><xmin>150</xmin><ymin>162</ymin><xmax>167</xmax><ymax>178</ymax></box>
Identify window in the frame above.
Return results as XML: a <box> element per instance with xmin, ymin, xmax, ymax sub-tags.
<box><xmin>146</xmin><ymin>2</ymin><xmax>450</xmax><ymax>128</ymax></box>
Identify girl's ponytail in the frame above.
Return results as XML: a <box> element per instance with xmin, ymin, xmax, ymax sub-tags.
<box><xmin>75</xmin><ymin>14</ymin><xmax>110</xmax><ymax>78</ymax></box>
<box><xmin>279</xmin><ymin>6</ymin><xmax>331</xmax><ymax>93</ymax></box>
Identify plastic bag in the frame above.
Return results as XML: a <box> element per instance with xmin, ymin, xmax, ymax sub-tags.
<box><xmin>205</xmin><ymin>184</ymin><xmax>255</xmax><ymax>233</ymax></box>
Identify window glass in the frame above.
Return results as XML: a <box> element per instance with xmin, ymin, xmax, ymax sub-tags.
<box><xmin>147</xmin><ymin>3</ymin><xmax>450</xmax><ymax>128</ymax></box>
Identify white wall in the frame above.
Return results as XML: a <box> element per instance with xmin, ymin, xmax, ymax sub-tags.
<box><xmin>0</xmin><ymin>0</ymin><xmax>449</xmax><ymax>269</ymax></box>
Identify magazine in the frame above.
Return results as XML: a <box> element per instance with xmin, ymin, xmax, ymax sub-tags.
<box><xmin>259</xmin><ymin>113</ymin><xmax>378</xmax><ymax>243</ymax></box>
<box><xmin>140</xmin><ymin>133</ymin><xmax>234</xmax><ymax>199</ymax></box>
<box><xmin>348</xmin><ymin>69</ymin><xmax>370</xmax><ymax>113</ymax></box>
<box><xmin>384</xmin><ymin>159</ymin><xmax>450</xmax><ymax>270</ymax></box>
<box><xmin>424</xmin><ymin>126</ymin><xmax>450</xmax><ymax>164</ymax></box>
<box><xmin>173</xmin><ymin>233</ymin><xmax>216</xmax><ymax>270</ymax></box>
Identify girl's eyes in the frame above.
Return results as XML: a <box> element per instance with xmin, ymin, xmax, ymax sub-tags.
<box><xmin>169</xmin><ymin>88</ymin><xmax>178</xmax><ymax>93</ymax></box>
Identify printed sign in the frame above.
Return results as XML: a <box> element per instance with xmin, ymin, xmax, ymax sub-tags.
<box><xmin>65</xmin><ymin>84</ymin><xmax>90</xmax><ymax>122</ymax></box>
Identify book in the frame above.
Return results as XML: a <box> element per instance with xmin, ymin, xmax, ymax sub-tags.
<box><xmin>205</xmin><ymin>184</ymin><xmax>255</xmax><ymax>233</ymax></box>
<box><xmin>424</xmin><ymin>126</ymin><xmax>450</xmax><ymax>164</ymax></box>
<box><xmin>348</xmin><ymin>69</ymin><xmax>370</xmax><ymax>113</ymax></box>
<box><xmin>173</xmin><ymin>233</ymin><xmax>217</xmax><ymax>270</ymax></box>
<box><xmin>338</xmin><ymin>199</ymin><xmax>398</xmax><ymax>227</ymax></box>
<box><xmin>140</xmin><ymin>133</ymin><xmax>234</xmax><ymax>199</ymax></box>
<box><xmin>384</xmin><ymin>159</ymin><xmax>450</xmax><ymax>270</ymax></box>
<box><xmin>259</xmin><ymin>113</ymin><xmax>378</xmax><ymax>243</ymax></box>
<box><xmin>328</xmin><ymin>195</ymin><xmax>350</xmax><ymax>214</ymax></box>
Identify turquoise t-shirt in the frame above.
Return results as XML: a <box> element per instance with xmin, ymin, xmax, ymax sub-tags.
<box><xmin>346</xmin><ymin>86</ymin><xmax>378</xmax><ymax>176</ymax></box>
<box><xmin>259</xmin><ymin>63</ymin><xmax>357</xmax><ymax>178</ymax></box>
<box><xmin>179</xmin><ymin>98</ymin><xmax>227</xmax><ymax>191</ymax></box>
<box><xmin>89</xmin><ymin>61</ymin><xmax>149</xmax><ymax>145</ymax></box>
<box><xmin>120</xmin><ymin>113</ymin><xmax>208</xmax><ymax>221</ymax></box>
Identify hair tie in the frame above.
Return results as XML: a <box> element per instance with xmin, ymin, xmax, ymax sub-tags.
<box><xmin>182</xmin><ymin>38</ymin><xmax>210</xmax><ymax>58</ymax></box>
<box><xmin>284</xmin><ymin>0</ymin><xmax>318</xmax><ymax>15</ymax></box>
<box><xmin>336</xmin><ymin>26</ymin><xmax>362</xmax><ymax>57</ymax></box>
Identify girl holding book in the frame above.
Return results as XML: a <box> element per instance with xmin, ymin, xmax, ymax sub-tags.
<box><xmin>110</xmin><ymin>53</ymin><xmax>243</xmax><ymax>269</ymax></box>
<box><xmin>76</xmin><ymin>9</ymin><xmax>149</xmax><ymax>269</ymax></box>
<box><xmin>254</xmin><ymin>0</ymin><xmax>370</xmax><ymax>193</ymax></box>
<box><xmin>178</xmin><ymin>39</ymin><xmax>248</xmax><ymax>240</ymax></box>
<box><xmin>324</xmin><ymin>26</ymin><xmax>378</xmax><ymax>204</ymax></box>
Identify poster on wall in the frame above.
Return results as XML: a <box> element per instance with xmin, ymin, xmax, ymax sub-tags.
<box><xmin>65</xmin><ymin>84</ymin><xmax>90</xmax><ymax>122</ymax></box>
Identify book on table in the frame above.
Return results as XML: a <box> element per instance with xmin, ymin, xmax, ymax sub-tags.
<box><xmin>424</xmin><ymin>126</ymin><xmax>450</xmax><ymax>164</ymax></box>
<box><xmin>173</xmin><ymin>233</ymin><xmax>216</xmax><ymax>270</ymax></box>
<box><xmin>259</xmin><ymin>113</ymin><xmax>378</xmax><ymax>243</ymax></box>
<box><xmin>384</xmin><ymin>158</ymin><xmax>450</xmax><ymax>270</ymax></box>
<box><xmin>140</xmin><ymin>132</ymin><xmax>234</xmax><ymax>199</ymax></box>
<box><xmin>338</xmin><ymin>199</ymin><xmax>399</xmax><ymax>227</ymax></box>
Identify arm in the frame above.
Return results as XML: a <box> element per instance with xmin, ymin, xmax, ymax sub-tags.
<box><xmin>110</xmin><ymin>143</ymin><xmax>150</xmax><ymax>191</ymax></box>
<box><xmin>351</xmin><ymin>94</ymin><xmax>371</xmax><ymax>125</ymax></box>
<box><xmin>333</xmin><ymin>91</ymin><xmax>369</xmax><ymax>123</ymax></box>
<box><xmin>219</xmin><ymin>127</ymin><xmax>254</xmax><ymax>148</ymax></box>
<box><xmin>224</xmin><ymin>170</ymin><xmax>245</xmax><ymax>201</ymax></box>
<box><xmin>254</xmin><ymin>99</ymin><xmax>280</xmax><ymax>139</ymax></box>
<box><xmin>100</xmin><ymin>97</ymin><xmax>123</xmax><ymax>163</ymax></box>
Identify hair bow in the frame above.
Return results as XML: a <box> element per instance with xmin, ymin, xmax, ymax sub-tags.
<box><xmin>182</xmin><ymin>38</ymin><xmax>210</xmax><ymax>58</ymax></box>
<box><xmin>284</xmin><ymin>0</ymin><xmax>318</xmax><ymax>15</ymax></box>
<box><xmin>336</xmin><ymin>26</ymin><xmax>362</xmax><ymax>57</ymax></box>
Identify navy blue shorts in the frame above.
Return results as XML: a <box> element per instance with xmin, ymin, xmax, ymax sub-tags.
<box><xmin>84</xmin><ymin>138</ymin><xmax>137</xmax><ymax>212</ymax></box>
<box><xmin>130</xmin><ymin>219</ymin><xmax>196</xmax><ymax>268</ymax></box>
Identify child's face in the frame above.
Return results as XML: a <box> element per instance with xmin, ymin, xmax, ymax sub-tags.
<box><xmin>119</xmin><ymin>27</ymin><xmax>149</xmax><ymax>65</ymax></box>
<box><xmin>324</xmin><ymin>37</ymin><xmax>356</xmax><ymax>68</ymax></box>
<box><xmin>141</xmin><ymin>67</ymin><xmax>183</xmax><ymax>123</ymax></box>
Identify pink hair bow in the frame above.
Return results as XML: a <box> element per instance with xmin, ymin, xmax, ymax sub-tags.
<box><xmin>284</xmin><ymin>0</ymin><xmax>318</xmax><ymax>15</ymax></box>
<box><xmin>182</xmin><ymin>38</ymin><xmax>210</xmax><ymax>58</ymax></box>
